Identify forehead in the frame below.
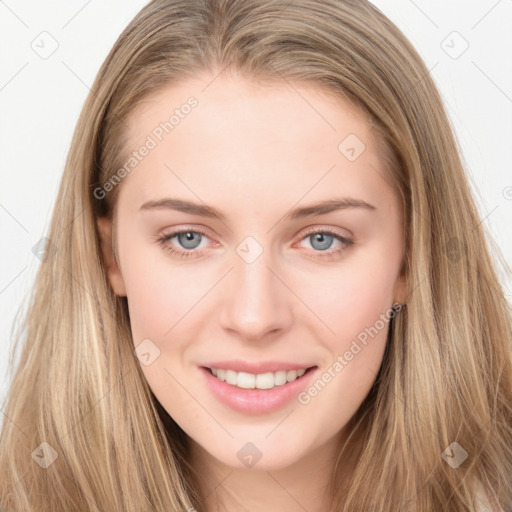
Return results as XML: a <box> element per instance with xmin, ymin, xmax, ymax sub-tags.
<box><xmin>125</xmin><ymin>70</ymin><xmax>376</xmax><ymax>154</ymax></box>
<box><xmin>118</xmin><ymin>72</ymin><xmax>396</xmax><ymax>216</ymax></box>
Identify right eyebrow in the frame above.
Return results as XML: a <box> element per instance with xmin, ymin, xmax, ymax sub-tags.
<box><xmin>138</xmin><ymin>198</ymin><xmax>226</xmax><ymax>221</ymax></box>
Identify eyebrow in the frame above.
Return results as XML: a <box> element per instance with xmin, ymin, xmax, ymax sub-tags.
<box><xmin>138</xmin><ymin>197</ymin><xmax>376</xmax><ymax>221</ymax></box>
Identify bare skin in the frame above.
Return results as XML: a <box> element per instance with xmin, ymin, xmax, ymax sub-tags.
<box><xmin>98</xmin><ymin>69</ymin><xmax>406</xmax><ymax>512</ymax></box>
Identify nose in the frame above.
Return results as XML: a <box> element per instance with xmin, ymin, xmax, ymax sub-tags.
<box><xmin>219</xmin><ymin>245</ymin><xmax>294</xmax><ymax>342</ymax></box>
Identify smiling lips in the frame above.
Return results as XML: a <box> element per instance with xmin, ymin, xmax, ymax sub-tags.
<box><xmin>200</xmin><ymin>363</ymin><xmax>319</xmax><ymax>414</ymax></box>
<box><xmin>209</xmin><ymin>367</ymin><xmax>310</xmax><ymax>390</ymax></box>
<box><xmin>201</xmin><ymin>360</ymin><xmax>317</xmax><ymax>391</ymax></box>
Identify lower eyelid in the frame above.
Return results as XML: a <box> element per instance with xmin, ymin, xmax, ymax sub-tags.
<box><xmin>158</xmin><ymin>229</ymin><xmax>353</xmax><ymax>257</ymax></box>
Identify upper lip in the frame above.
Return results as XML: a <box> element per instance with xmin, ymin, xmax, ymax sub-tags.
<box><xmin>201</xmin><ymin>360</ymin><xmax>317</xmax><ymax>374</ymax></box>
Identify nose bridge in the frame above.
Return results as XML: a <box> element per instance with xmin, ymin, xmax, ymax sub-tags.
<box><xmin>219</xmin><ymin>235</ymin><xmax>293</xmax><ymax>340</ymax></box>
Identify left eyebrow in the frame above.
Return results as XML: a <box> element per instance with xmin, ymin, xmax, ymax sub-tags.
<box><xmin>138</xmin><ymin>197</ymin><xmax>377</xmax><ymax>221</ymax></box>
<box><xmin>285</xmin><ymin>198</ymin><xmax>377</xmax><ymax>220</ymax></box>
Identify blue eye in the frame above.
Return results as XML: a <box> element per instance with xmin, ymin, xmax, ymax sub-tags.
<box><xmin>309</xmin><ymin>232</ymin><xmax>335</xmax><ymax>251</ymax></box>
<box><xmin>174</xmin><ymin>231</ymin><xmax>203</xmax><ymax>250</ymax></box>
<box><xmin>157</xmin><ymin>227</ymin><xmax>354</xmax><ymax>260</ymax></box>
<box><xmin>299</xmin><ymin>228</ymin><xmax>354</xmax><ymax>260</ymax></box>
<box><xmin>157</xmin><ymin>229</ymin><xmax>209</xmax><ymax>258</ymax></box>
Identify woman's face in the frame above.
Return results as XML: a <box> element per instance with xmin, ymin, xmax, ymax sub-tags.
<box><xmin>98</xmin><ymin>71</ymin><xmax>406</xmax><ymax>472</ymax></box>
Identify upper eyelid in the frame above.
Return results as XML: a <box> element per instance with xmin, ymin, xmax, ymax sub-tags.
<box><xmin>160</xmin><ymin>225</ymin><xmax>352</xmax><ymax>245</ymax></box>
<box><xmin>300</xmin><ymin>225</ymin><xmax>351</xmax><ymax>238</ymax></box>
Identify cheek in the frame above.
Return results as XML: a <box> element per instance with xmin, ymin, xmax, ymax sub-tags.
<box><xmin>299</xmin><ymin>263</ymin><xmax>394</xmax><ymax>420</ymax></box>
<box><xmin>120</xmin><ymin>250</ymin><xmax>206</xmax><ymax>409</ymax></box>
<box><xmin>119</xmin><ymin>221</ymin><xmax>401</xmax><ymax>352</ymax></box>
<box><xmin>301</xmin><ymin>251</ymin><xmax>398</xmax><ymax>343</ymax></box>
<box><xmin>119</xmin><ymin>240</ymin><xmax>207</xmax><ymax>343</ymax></box>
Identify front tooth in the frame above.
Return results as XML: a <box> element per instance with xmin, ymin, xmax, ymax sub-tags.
<box><xmin>256</xmin><ymin>372</ymin><xmax>275</xmax><ymax>389</ymax></box>
<box><xmin>237</xmin><ymin>371</ymin><xmax>256</xmax><ymax>389</ymax></box>
<box><xmin>225</xmin><ymin>370</ymin><xmax>238</xmax><ymax>385</ymax></box>
<box><xmin>212</xmin><ymin>368</ymin><xmax>308</xmax><ymax>388</ymax></box>
<box><xmin>274</xmin><ymin>370</ymin><xmax>287</xmax><ymax>386</ymax></box>
<box><xmin>286</xmin><ymin>370</ymin><xmax>298</xmax><ymax>382</ymax></box>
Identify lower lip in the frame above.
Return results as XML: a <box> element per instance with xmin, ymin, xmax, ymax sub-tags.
<box><xmin>199</xmin><ymin>366</ymin><xmax>318</xmax><ymax>415</ymax></box>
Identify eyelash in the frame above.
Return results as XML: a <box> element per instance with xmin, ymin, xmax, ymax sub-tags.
<box><xmin>156</xmin><ymin>226</ymin><xmax>354</xmax><ymax>261</ymax></box>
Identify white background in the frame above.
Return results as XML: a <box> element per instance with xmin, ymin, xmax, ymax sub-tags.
<box><xmin>1</xmin><ymin>0</ymin><xmax>511</xmax><ymax>411</ymax></box>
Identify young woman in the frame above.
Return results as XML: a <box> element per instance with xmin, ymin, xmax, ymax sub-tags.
<box><xmin>1</xmin><ymin>0</ymin><xmax>511</xmax><ymax>511</ymax></box>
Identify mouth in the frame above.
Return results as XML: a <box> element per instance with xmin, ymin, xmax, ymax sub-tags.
<box><xmin>199</xmin><ymin>364</ymin><xmax>319</xmax><ymax>415</ymax></box>
<box><xmin>202</xmin><ymin>365</ymin><xmax>318</xmax><ymax>391</ymax></box>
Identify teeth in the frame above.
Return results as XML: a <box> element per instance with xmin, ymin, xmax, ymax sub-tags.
<box><xmin>210</xmin><ymin>367</ymin><xmax>308</xmax><ymax>389</ymax></box>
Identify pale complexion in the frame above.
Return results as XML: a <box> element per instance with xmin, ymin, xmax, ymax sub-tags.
<box><xmin>98</xmin><ymin>70</ymin><xmax>406</xmax><ymax>512</ymax></box>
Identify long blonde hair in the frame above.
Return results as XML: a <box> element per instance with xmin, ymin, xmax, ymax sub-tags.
<box><xmin>1</xmin><ymin>1</ymin><xmax>511</xmax><ymax>510</ymax></box>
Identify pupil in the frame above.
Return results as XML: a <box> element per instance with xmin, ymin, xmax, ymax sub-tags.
<box><xmin>312</xmin><ymin>233</ymin><xmax>332</xmax><ymax>251</ymax></box>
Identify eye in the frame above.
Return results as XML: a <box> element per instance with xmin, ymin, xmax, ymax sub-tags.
<box><xmin>156</xmin><ymin>228</ymin><xmax>211</xmax><ymax>259</ymax></box>
<box><xmin>156</xmin><ymin>226</ymin><xmax>354</xmax><ymax>260</ymax></box>
<box><xmin>297</xmin><ymin>226</ymin><xmax>354</xmax><ymax>260</ymax></box>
